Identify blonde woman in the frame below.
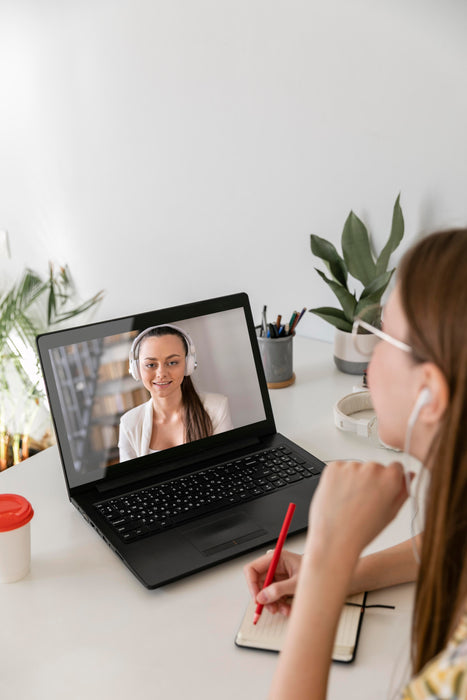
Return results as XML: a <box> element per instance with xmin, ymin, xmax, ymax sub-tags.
<box><xmin>245</xmin><ymin>230</ymin><xmax>467</xmax><ymax>699</ymax></box>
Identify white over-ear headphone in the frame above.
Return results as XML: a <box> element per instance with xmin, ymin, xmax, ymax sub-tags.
<box><xmin>334</xmin><ymin>387</ymin><xmax>433</xmax><ymax>440</ymax></box>
<box><xmin>129</xmin><ymin>324</ymin><xmax>197</xmax><ymax>381</ymax></box>
<box><xmin>333</xmin><ymin>391</ymin><xmax>377</xmax><ymax>437</ymax></box>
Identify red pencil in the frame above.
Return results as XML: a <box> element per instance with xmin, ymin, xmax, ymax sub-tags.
<box><xmin>253</xmin><ymin>502</ymin><xmax>296</xmax><ymax>625</ymax></box>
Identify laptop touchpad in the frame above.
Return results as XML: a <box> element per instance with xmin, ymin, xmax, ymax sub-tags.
<box><xmin>181</xmin><ymin>511</ymin><xmax>267</xmax><ymax>556</ymax></box>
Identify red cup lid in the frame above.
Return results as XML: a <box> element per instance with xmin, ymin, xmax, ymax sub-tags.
<box><xmin>0</xmin><ymin>494</ymin><xmax>34</xmax><ymax>532</ymax></box>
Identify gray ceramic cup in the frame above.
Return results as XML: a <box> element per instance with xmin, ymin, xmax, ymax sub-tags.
<box><xmin>257</xmin><ymin>334</ymin><xmax>294</xmax><ymax>385</ymax></box>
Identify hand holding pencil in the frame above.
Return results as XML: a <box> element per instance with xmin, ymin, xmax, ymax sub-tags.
<box><xmin>252</xmin><ymin>502</ymin><xmax>296</xmax><ymax>624</ymax></box>
<box><xmin>244</xmin><ymin>548</ymin><xmax>302</xmax><ymax>618</ymax></box>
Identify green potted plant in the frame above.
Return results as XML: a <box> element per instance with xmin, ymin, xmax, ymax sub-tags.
<box><xmin>309</xmin><ymin>195</ymin><xmax>404</xmax><ymax>373</ymax></box>
<box><xmin>0</xmin><ymin>263</ymin><xmax>103</xmax><ymax>469</ymax></box>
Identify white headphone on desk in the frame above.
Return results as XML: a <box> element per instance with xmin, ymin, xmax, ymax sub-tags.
<box><xmin>333</xmin><ymin>391</ymin><xmax>377</xmax><ymax>438</ymax></box>
<box><xmin>129</xmin><ymin>324</ymin><xmax>197</xmax><ymax>380</ymax></box>
<box><xmin>334</xmin><ymin>386</ymin><xmax>433</xmax><ymax>451</ymax></box>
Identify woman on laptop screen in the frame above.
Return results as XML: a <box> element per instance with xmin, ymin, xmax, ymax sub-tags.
<box><xmin>119</xmin><ymin>324</ymin><xmax>232</xmax><ymax>461</ymax></box>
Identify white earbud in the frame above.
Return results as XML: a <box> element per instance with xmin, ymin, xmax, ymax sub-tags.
<box><xmin>409</xmin><ymin>387</ymin><xmax>431</xmax><ymax>428</ymax></box>
<box><xmin>407</xmin><ymin>387</ymin><xmax>432</xmax><ymax>431</ymax></box>
<box><xmin>404</xmin><ymin>386</ymin><xmax>432</xmax><ymax>457</ymax></box>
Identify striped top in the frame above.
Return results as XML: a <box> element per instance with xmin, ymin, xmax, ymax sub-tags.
<box><xmin>401</xmin><ymin>609</ymin><xmax>467</xmax><ymax>699</ymax></box>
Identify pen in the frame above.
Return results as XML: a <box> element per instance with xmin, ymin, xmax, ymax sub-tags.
<box><xmin>268</xmin><ymin>323</ymin><xmax>278</xmax><ymax>338</ymax></box>
<box><xmin>288</xmin><ymin>311</ymin><xmax>298</xmax><ymax>332</ymax></box>
<box><xmin>290</xmin><ymin>307</ymin><xmax>307</xmax><ymax>333</ymax></box>
<box><xmin>262</xmin><ymin>305</ymin><xmax>268</xmax><ymax>337</ymax></box>
<box><xmin>253</xmin><ymin>502</ymin><xmax>296</xmax><ymax>625</ymax></box>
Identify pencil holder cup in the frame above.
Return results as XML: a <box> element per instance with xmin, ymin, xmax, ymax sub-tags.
<box><xmin>257</xmin><ymin>334</ymin><xmax>295</xmax><ymax>389</ymax></box>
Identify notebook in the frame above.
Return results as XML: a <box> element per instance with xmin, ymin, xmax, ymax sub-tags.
<box><xmin>37</xmin><ymin>292</ymin><xmax>325</xmax><ymax>589</ymax></box>
<box><xmin>235</xmin><ymin>592</ymin><xmax>367</xmax><ymax>663</ymax></box>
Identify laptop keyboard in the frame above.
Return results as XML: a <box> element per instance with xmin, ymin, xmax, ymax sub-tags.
<box><xmin>95</xmin><ymin>445</ymin><xmax>323</xmax><ymax>543</ymax></box>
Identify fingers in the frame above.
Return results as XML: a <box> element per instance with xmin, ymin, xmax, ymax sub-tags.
<box><xmin>262</xmin><ymin>596</ymin><xmax>294</xmax><ymax>617</ymax></box>
<box><xmin>306</xmin><ymin>460</ymin><xmax>414</xmax><ymax>558</ymax></box>
<box><xmin>321</xmin><ymin>459</ymin><xmax>410</xmax><ymax>503</ymax></box>
<box><xmin>382</xmin><ymin>461</ymin><xmax>411</xmax><ymax>497</ymax></box>
<box><xmin>244</xmin><ymin>550</ymin><xmax>302</xmax><ymax>612</ymax></box>
<box><xmin>243</xmin><ymin>550</ymin><xmax>274</xmax><ymax>599</ymax></box>
<box><xmin>392</xmin><ymin>464</ymin><xmax>416</xmax><ymax>509</ymax></box>
<box><xmin>257</xmin><ymin>578</ymin><xmax>297</xmax><ymax>606</ymax></box>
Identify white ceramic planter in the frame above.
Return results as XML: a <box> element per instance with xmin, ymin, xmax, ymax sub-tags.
<box><xmin>333</xmin><ymin>329</ymin><xmax>379</xmax><ymax>375</ymax></box>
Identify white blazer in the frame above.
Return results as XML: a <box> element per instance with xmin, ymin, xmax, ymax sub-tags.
<box><xmin>118</xmin><ymin>393</ymin><xmax>233</xmax><ymax>462</ymax></box>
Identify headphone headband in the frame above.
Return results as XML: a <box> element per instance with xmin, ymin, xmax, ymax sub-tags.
<box><xmin>333</xmin><ymin>390</ymin><xmax>376</xmax><ymax>438</ymax></box>
<box><xmin>129</xmin><ymin>324</ymin><xmax>197</xmax><ymax>380</ymax></box>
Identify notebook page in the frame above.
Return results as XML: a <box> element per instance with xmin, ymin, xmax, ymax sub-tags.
<box><xmin>236</xmin><ymin>598</ymin><xmax>287</xmax><ymax>651</ymax></box>
<box><xmin>236</xmin><ymin>592</ymin><xmax>365</xmax><ymax>660</ymax></box>
<box><xmin>333</xmin><ymin>592</ymin><xmax>365</xmax><ymax>661</ymax></box>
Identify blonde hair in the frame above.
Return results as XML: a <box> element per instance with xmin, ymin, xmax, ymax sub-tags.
<box><xmin>399</xmin><ymin>229</ymin><xmax>467</xmax><ymax>672</ymax></box>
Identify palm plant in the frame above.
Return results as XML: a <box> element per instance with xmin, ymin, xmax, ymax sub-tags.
<box><xmin>309</xmin><ymin>195</ymin><xmax>404</xmax><ymax>332</ymax></box>
<box><xmin>0</xmin><ymin>264</ymin><xmax>103</xmax><ymax>468</ymax></box>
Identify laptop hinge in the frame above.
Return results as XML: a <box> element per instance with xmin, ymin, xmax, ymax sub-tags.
<box><xmin>94</xmin><ymin>436</ymin><xmax>262</xmax><ymax>495</ymax></box>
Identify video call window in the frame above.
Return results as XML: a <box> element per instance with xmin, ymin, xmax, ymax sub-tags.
<box><xmin>48</xmin><ymin>308</ymin><xmax>266</xmax><ymax>482</ymax></box>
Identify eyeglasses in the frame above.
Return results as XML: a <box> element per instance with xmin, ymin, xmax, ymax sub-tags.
<box><xmin>352</xmin><ymin>308</ymin><xmax>412</xmax><ymax>356</ymax></box>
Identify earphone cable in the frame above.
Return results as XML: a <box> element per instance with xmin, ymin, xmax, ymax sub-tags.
<box><xmin>403</xmin><ymin>421</ymin><xmax>422</xmax><ymax>565</ymax></box>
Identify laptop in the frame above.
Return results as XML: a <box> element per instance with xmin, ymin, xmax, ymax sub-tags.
<box><xmin>37</xmin><ymin>292</ymin><xmax>325</xmax><ymax>589</ymax></box>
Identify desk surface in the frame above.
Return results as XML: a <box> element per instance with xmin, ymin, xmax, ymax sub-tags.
<box><xmin>1</xmin><ymin>337</ymin><xmax>415</xmax><ymax>700</ymax></box>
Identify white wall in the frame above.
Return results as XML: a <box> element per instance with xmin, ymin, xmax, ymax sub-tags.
<box><xmin>1</xmin><ymin>0</ymin><xmax>467</xmax><ymax>343</ymax></box>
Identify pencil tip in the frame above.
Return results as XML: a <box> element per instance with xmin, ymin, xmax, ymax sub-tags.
<box><xmin>253</xmin><ymin>613</ymin><xmax>260</xmax><ymax>625</ymax></box>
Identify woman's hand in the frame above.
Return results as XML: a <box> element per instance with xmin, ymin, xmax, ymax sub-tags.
<box><xmin>305</xmin><ymin>460</ymin><xmax>413</xmax><ymax>564</ymax></box>
<box><xmin>244</xmin><ymin>549</ymin><xmax>302</xmax><ymax>617</ymax></box>
<box><xmin>244</xmin><ymin>461</ymin><xmax>412</xmax><ymax>624</ymax></box>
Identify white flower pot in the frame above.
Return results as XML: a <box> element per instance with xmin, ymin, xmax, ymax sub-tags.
<box><xmin>333</xmin><ymin>329</ymin><xmax>379</xmax><ymax>375</ymax></box>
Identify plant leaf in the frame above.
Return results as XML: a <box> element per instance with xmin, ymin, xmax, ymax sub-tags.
<box><xmin>16</xmin><ymin>270</ymin><xmax>44</xmax><ymax>309</ymax></box>
<box><xmin>359</xmin><ymin>269</ymin><xmax>394</xmax><ymax>302</ymax></box>
<box><xmin>0</xmin><ymin>261</ymin><xmax>104</xmax><ymax>443</ymax></box>
<box><xmin>341</xmin><ymin>211</ymin><xmax>377</xmax><ymax>286</ymax></box>
<box><xmin>47</xmin><ymin>285</ymin><xmax>56</xmax><ymax>326</ymax></box>
<box><xmin>355</xmin><ymin>270</ymin><xmax>394</xmax><ymax>320</ymax></box>
<box><xmin>309</xmin><ymin>307</ymin><xmax>353</xmax><ymax>332</ymax></box>
<box><xmin>355</xmin><ymin>295</ymin><xmax>384</xmax><ymax>317</ymax></box>
<box><xmin>53</xmin><ymin>290</ymin><xmax>104</xmax><ymax>324</ymax></box>
<box><xmin>375</xmin><ymin>194</ymin><xmax>404</xmax><ymax>275</ymax></box>
<box><xmin>13</xmin><ymin>311</ymin><xmax>40</xmax><ymax>349</ymax></box>
<box><xmin>315</xmin><ymin>269</ymin><xmax>356</xmax><ymax>321</ymax></box>
<box><xmin>310</xmin><ymin>234</ymin><xmax>348</xmax><ymax>287</ymax></box>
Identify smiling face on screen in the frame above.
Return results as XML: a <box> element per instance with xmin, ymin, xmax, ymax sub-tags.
<box><xmin>138</xmin><ymin>334</ymin><xmax>187</xmax><ymax>401</ymax></box>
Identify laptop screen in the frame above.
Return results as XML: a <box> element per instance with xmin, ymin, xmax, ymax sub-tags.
<box><xmin>37</xmin><ymin>294</ymin><xmax>273</xmax><ymax>490</ymax></box>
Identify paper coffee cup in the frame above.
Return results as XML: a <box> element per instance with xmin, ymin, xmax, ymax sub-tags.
<box><xmin>0</xmin><ymin>494</ymin><xmax>34</xmax><ymax>583</ymax></box>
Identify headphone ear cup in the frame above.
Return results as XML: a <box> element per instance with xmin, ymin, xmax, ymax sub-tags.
<box><xmin>129</xmin><ymin>357</ymin><xmax>140</xmax><ymax>381</ymax></box>
<box><xmin>184</xmin><ymin>349</ymin><xmax>197</xmax><ymax>376</ymax></box>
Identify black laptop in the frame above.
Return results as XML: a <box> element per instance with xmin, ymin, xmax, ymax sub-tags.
<box><xmin>37</xmin><ymin>292</ymin><xmax>324</xmax><ymax>589</ymax></box>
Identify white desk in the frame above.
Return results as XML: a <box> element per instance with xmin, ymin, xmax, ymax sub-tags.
<box><xmin>1</xmin><ymin>337</ymin><xmax>415</xmax><ymax>700</ymax></box>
